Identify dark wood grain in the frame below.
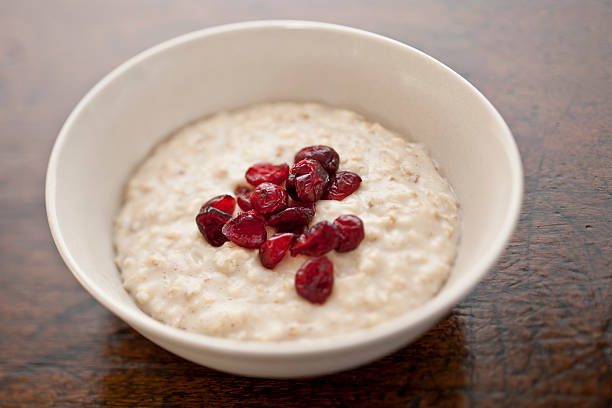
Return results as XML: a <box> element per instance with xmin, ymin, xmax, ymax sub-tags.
<box><xmin>1</xmin><ymin>0</ymin><xmax>610</xmax><ymax>406</ymax></box>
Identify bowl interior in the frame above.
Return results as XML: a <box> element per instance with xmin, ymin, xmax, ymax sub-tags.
<box><xmin>47</xmin><ymin>22</ymin><xmax>521</xmax><ymax>349</ymax></box>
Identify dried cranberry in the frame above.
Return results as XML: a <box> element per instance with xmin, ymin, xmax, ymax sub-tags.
<box><xmin>287</xmin><ymin>197</ymin><xmax>316</xmax><ymax>214</ymax></box>
<box><xmin>235</xmin><ymin>186</ymin><xmax>251</xmax><ymax>195</ymax></box>
<box><xmin>285</xmin><ymin>187</ymin><xmax>321</xmax><ymax>215</ymax></box>
<box><xmin>285</xmin><ymin>173</ymin><xmax>300</xmax><ymax>201</ymax></box>
<box><xmin>234</xmin><ymin>186</ymin><xmax>254</xmax><ymax>211</ymax></box>
<box><xmin>333</xmin><ymin>215</ymin><xmax>365</xmax><ymax>252</ymax></box>
<box><xmin>195</xmin><ymin>207</ymin><xmax>231</xmax><ymax>247</ymax></box>
<box><xmin>258</xmin><ymin>233</ymin><xmax>294</xmax><ymax>269</ymax></box>
<box><xmin>236</xmin><ymin>195</ymin><xmax>253</xmax><ymax>211</ymax></box>
<box><xmin>201</xmin><ymin>194</ymin><xmax>236</xmax><ymax>215</ymax></box>
<box><xmin>221</xmin><ymin>211</ymin><xmax>267</xmax><ymax>248</ymax></box>
<box><xmin>289</xmin><ymin>159</ymin><xmax>329</xmax><ymax>202</ymax></box>
<box><xmin>295</xmin><ymin>256</ymin><xmax>334</xmax><ymax>304</ymax></box>
<box><xmin>245</xmin><ymin>163</ymin><xmax>289</xmax><ymax>186</ymax></box>
<box><xmin>291</xmin><ymin>221</ymin><xmax>339</xmax><ymax>257</ymax></box>
<box><xmin>267</xmin><ymin>207</ymin><xmax>312</xmax><ymax>233</ymax></box>
<box><xmin>294</xmin><ymin>145</ymin><xmax>340</xmax><ymax>174</ymax></box>
<box><xmin>324</xmin><ymin>171</ymin><xmax>362</xmax><ymax>201</ymax></box>
<box><xmin>250</xmin><ymin>182</ymin><xmax>288</xmax><ymax>214</ymax></box>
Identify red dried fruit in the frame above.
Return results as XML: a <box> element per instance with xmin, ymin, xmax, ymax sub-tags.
<box><xmin>236</xmin><ymin>195</ymin><xmax>253</xmax><ymax>211</ymax></box>
<box><xmin>245</xmin><ymin>163</ymin><xmax>289</xmax><ymax>186</ymax></box>
<box><xmin>324</xmin><ymin>171</ymin><xmax>362</xmax><ymax>201</ymax></box>
<box><xmin>294</xmin><ymin>145</ymin><xmax>340</xmax><ymax>174</ymax></box>
<box><xmin>201</xmin><ymin>194</ymin><xmax>236</xmax><ymax>215</ymax></box>
<box><xmin>235</xmin><ymin>186</ymin><xmax>251</xmax><ymax>195</ymax></box>
<box><xmin>295</xmin><ymin>256</ymin><xmax>334</xmax><ymax>304</ymax></box>
<box><xmin>285</xmin><ymin>173</ymin><xmax>300</xmax><ymax>201</ymax></box>
<box><xmin>267</xmin><ymin>207</ymin><xmax>313</xmax><ymax>233</ymax></box>
<box><xmin>333</xmin><ymin>215</ymin><xmax>365</xmax><ymax>252</ymax></box>
<box><xmin>291</xmin><ymin>221</ymin><xmax>339</xmax><ymax>257</ymax></box>
<box><xmin>250</xmin><ymin>182</ymin><xmax>288</xmax><ymax>214</ymax></box>
<box><xmin>258</xmin><ymin>232</ymin><xmax>294</xmax><ymax>269</ymax></box>
<box><xmin>289</xmin><ymin>159</ymin><xmax>330</xmax><ymax>202</ymax></box>
<box><xmin>195</xmin><ymin>207</ymin><xmax>231</xmax><ymax>247</ymax></box>
<box><xmin>287</xmin><ymin>197</ymin><xmax>316</xmax><ymax>214</ymax></box>
<box><xmin>234</xmin><ymin>186</ymin><xmax>254</xmax><ymax>211</ymax></box>
<box><xmin>221</xmin><ymin>210</ymin><xmax>267</xmax><ymax>248</ymax></box>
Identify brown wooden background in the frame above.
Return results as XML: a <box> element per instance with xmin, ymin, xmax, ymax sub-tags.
<box><xmin>1</xmin><ymin>1</ymin><xmax>610</xmax><ymax>406</ymax></box>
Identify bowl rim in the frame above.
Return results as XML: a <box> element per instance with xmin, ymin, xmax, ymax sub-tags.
<box><xmin>46</xmin><ymin>20</ymin><xmax>523</xmax><ymax>357</ymax></box>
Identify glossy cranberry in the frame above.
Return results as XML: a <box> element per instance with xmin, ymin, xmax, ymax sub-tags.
<box><xmin>221</xmin><ymin>211</ymin><xmax>267</xmax><ymax>248</ymax></box>
<box><xmin>201</xmin><ymin>194</ymin><xmax>236</xmax><ymax>215</ymax></box>
<box><xmin>333</xmin><ymin>215</ymin><xmax>365</xmax><ymax>252</ymax></box>
<box><xmin>287</xmin><ymin>197</ymin><xmax>316</xmax><ymax>215</ymax></box>
<box><xmin>324</xmin><ymin>171</ymin><xmax>362</xmax><ymax>201</ymax></box>
<box><xmin>289</xmin><ymin>159</ymin><xmax>330</xmax><ymax>202</ymax></box>
<box><xmin>236</xmin><ymin>195</ymin><xmax>253</xmax><ymax>211</ymax></box>
<box><xmin>295</xmin><ymin>256</ymin><xmax>334</xmax><ymax>304</ymax></box>
<box><xmin>195</xmin><ymin>207</ymin><xmax>231</xmax><ymax>247</ymax></box>
<box><xmin>294</xmin><ymin>145</ymin><xmax>340</xmax><ymax>174</ymax></box>
<box><xmin>250</xmin><ymin>182</ymin><xmax>288</xmax><ymax>214</ymax></box>
<box><xmin>245</xmin><ymin>163</ymin><xmax>289</xmax><ymax>186</ymax></box>
<box><xmin>291</xmin><ymin>221</ymin><xmax>339</xmax><ymax>257</ymax></box>
<box><xmin>258</xmin><ymin>233</ymin><xmax>294</xmax><ymax>269</ymax></box>
<box><xmin>235</xmin><ymin>186</ymin><xmax>251</xmax><ymax>195</ymax></box>
<box><xmin>285</xmin><ymin>173</ymin><xmax>300</xmax><ymax>201</ymax></box>
<box><xmin>234</xmin><ymin>186</ymin><xmax>254</xmax><ymax>211</ymax></box>
<box><xmin>267</xmin><ymin>207</ymin><xmax>312</xmax><ymax>233</ymax></box>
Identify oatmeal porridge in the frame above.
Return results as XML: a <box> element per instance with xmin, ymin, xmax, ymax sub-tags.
<box><xmin>114</xmin><ymin>102</ymin><xmax>460</xmax><ymax>341</ymax></box>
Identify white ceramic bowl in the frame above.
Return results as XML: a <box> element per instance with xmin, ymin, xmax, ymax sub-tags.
<box><xmin>46</xmin><ymin>21</ymin><xmax>522</xmax><ymax>378</ymax></box>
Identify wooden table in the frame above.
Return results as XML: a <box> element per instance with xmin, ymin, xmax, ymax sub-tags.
<box><xmin>1</xmin><ymin>1</ymin><xmax>610</xmax><ymax>406</ymax></box>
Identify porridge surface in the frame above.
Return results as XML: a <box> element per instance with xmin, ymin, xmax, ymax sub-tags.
<box><xmin>114</xmin><ymin>103</ymin><xmax>460</xmax><ymax>341</ymax></box>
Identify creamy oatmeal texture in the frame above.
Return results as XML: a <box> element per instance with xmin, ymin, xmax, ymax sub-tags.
<box><xmin>114</xmin><ymin>103</ymin><xmax>460</xmax><ymax>341</ymax></box>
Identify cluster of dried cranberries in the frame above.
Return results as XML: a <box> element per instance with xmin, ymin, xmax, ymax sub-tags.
<box><xmin>195</xmin><ymin>145</ymin><xmax>364</xmax><ymax>304</ymax></box>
